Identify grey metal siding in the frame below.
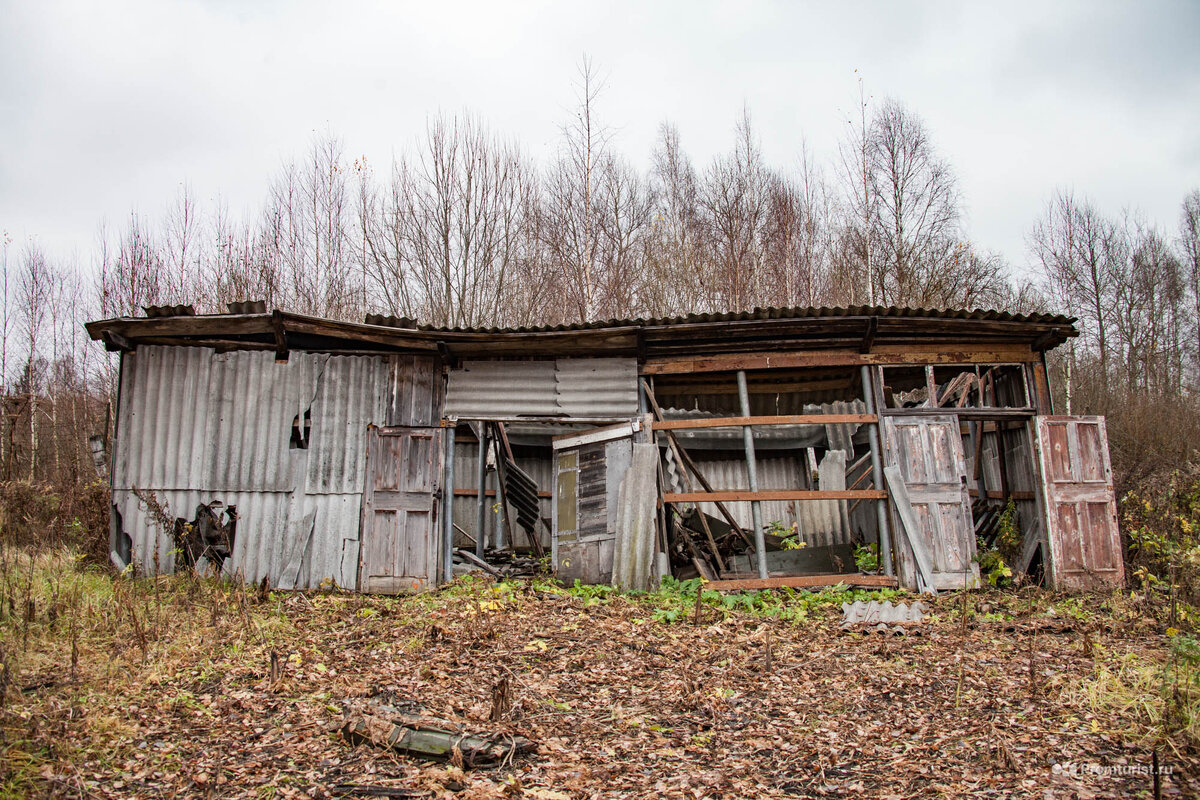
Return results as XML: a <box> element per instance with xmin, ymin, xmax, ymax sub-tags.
<box><xmin>445</xmin><ymin>358</ymin><xmax>637</xmax><ymax>419</ymax></box>
<box><xmin>111</xmin><ymin>346</ymin><xmax>397</xmax><ymax>589</ymax></box>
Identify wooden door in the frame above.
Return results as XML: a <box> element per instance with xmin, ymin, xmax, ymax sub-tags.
<box><xmin>551</xmin><ymin>421</ymin><xmax>638</xmax><ymax>585</ymax></box>
<box><xmin>359</xmin><ymin>426</ymin><xmax>443</xmax><ymax>594</ymax></box>
<box><xmin>883</xmin><ymin>415</ymin><xmax>980</xmax><ymax>590</ymax></box>
<box><xmin>1034</xmin><ymin>416</ymin><xmax>1124</xmax><ymax>591</ymax></box>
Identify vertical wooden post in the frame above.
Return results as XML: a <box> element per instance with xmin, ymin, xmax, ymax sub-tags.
<box><xmin>736</xmin><ymin>371</ymin><xmax>769</xmax><ymax>580</ymax></box>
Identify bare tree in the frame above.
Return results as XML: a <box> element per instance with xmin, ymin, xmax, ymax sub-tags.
<box><xmin>1180</xmin><ymin>190</ymin><xmax>1200</xmax><ymax>382</ymax></box>
<box><xmin>701</xmin><ymin>108</ymin><xmax>771</xmax><ymax>312</ymax></box>
<box><xmin>761</xmin><ymin>146</ymin><xmax>835</xmax><ymax>308</ymax></box>
<box><xmin>163</xmin><ymin>183</ymin><xmax>202</xmax><ymax>304</ymax></box>
<box><xmin>359</xmin><ymin>114</ymin><xmax>540</xmax><ymax>327</ymax></box>
<box><xmin>259</xmin><ymin>133</ymin><xmax>356</xmax><ymax>319</ymax></box>
<box><xmin>645</xmin><ymin>123</ymin><xmax>709</xmax><ymax>315</ymax></box>
<box><xmin>836</xmin><ymin>77</ymin><xmax>876</xmax><ymax>304</ymax></box>
<box><xmin>17</xmin><ymin>244</ymin><xmax>54</xmax><ymax>481</ymax></box>
<box><xmin>868</xmin><ymin>99</ymin><xmax>962</xmax><ymax>306</ymax></box>
<box><xmin>97</xmin><ymin>212</ymin><xmax>166</xmax><ymax>318</ymax></box>
<box><xmin>541</xmin><ymin>57</ymin><xmax>612</xmax><ymax>321</ymax></box>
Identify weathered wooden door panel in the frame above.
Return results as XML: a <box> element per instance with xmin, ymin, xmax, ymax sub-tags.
<box><xmin>359</xmin><ymin>426</ymin><xmax>442</xmax><ymax>594</ymax></box>
<box><xmin>883</xmin><ymin>415</ymin><xmax>979</xmax><ymax>590</ymax></box>
<box><xmin>1034</xmin><ymin>416</ymin><xmax>1124</xmax><ymax>591</ymax></box>
<box><xmin>552</xmin><ymin>422</ymin><xmax>638</xmax><ymax>585</ymax></box>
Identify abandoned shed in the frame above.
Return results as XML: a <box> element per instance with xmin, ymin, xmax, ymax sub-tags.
<box><xmin>85</xmin><ymin>303</ymin><xmax>1125</xmax><ymax>595</ymax></box>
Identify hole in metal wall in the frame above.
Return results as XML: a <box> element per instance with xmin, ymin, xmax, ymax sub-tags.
<box><xmin>290</xmin><ymin>409</ymin><xmax>312</xmax><ymax>449</ymax></box>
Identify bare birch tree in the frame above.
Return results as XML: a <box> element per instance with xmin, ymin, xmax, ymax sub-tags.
<box><xmin>645</xmin><ymin>123</ymin><xmax>709</xmax><ymax>315</ymax></box>
<box><xmin>541</xmin><ymin>57</ymin><xmax>611</xmax><ymax>321</ymax></box>
<box><xmin>701</xmin><ymin>108</ymin><xmax>771</xmax><ymax>312</ymax></box>
<box><xmin>359</xmin><ymin>114</ymin><xmax>539</xmax><ymax>327</ymax></box>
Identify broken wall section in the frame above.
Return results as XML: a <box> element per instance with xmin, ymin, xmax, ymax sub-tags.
<box><xmin>110</xmin><ymin>346</ymin><xmax>432</xmax><ymax>590</ymax></box>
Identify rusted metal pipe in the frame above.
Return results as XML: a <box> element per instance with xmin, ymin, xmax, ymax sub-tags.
<box><xmin>442</xmin><ymin>424</ymin><xmax>456</xmax><ymax>584</ymax></box>
<box><xmin>737</xmin><ymin>371</ymin><xmax>769</xmax><ymax>580</ymax></box>
<box><xmin>474</xmin><ymin>423</ymin><xmax>488</xmax><ymax>559</ymax></box>
<box><xmin>861</xmin><ymin>366</ymin><xmax>894</xmax><ymax>576</ymax></box>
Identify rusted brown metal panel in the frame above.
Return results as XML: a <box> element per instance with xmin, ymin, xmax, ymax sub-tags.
<box><xmin>883</xmin><ymin>415</ymin><xmax>980</xmax><ymax>590</ymax></box>
<box><xmin>1034</xmin><ymin>416</ymin><xmax>1124</xmax><ymax>591</ymax></box>
<box><xmin>359</xmin><ymin>427</ymin><xmax>443</xmax><ymax>594</ymax></box>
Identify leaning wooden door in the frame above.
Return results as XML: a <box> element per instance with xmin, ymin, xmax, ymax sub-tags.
<box><xmin>883</xmin><ymin>415</ymin><xmax>980</xmax><ymax>590</ymax></box>
<box><xmin>359</xmin><ymin>426</ymin><xmax>443</xmax><ymax>594</ymax></box>
<box><xmin>1034</xmin><ymin>416</ymin><xmax>1124</xmax><ymax>591</ymax></box>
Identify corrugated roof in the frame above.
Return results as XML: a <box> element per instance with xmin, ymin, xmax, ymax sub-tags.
<box><xmin>370</xmin><ymin>304</ymin><xmax>1076</xmax><ymax>334</ymax></box>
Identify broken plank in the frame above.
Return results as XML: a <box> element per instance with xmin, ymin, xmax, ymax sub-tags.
<box><xmin>883</xmin><ymin>465</ymin><xmax>938</xmax><ymax>595</ymax></box>
<box><xmin>704</xmin><ymin>574</ymin><xmax>899</xmax><ymax>591</ymax></box>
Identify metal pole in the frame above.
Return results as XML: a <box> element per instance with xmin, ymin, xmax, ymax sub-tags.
<box><xmin>861</xmin><ymin>366</ymin><xmax>893</xmax><ymax>576</ymax></box>
<box><xmin>474</xmin><ymin>423</ymin><xmax>488</xmax><ymax>559</ymax></box>
<box><xmin>737</xmin><ymin>371</ymin><xmax>769</xmax><ymax>580</ymax></box>
<box><xmin>492</xmin><ymin>434</ymin><xmax>510</xmax><ymax>550</ymax></box>
<box><xmin>442</xmin><ymin>424</ymin><xmax>456</xmax><ymax>584</ymax></box>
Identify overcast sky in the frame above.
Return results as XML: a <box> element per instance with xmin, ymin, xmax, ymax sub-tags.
<box><xmin>2</xmin><ymin>0</ymin><xmax>1198</xmax><ymax>279</ymax></box>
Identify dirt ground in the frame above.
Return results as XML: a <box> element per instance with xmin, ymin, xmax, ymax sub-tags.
<box><xmin>1</xmin><ymin>558</ymin><xmax>1196</xmax><ymax>799</ymax></box>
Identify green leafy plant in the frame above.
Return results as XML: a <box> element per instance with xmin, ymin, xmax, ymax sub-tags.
<box><xmin>997</xmin><ymin>498</ymin><xmax>1023</xmax><ymax>558</ymax></box>
<box><xmin>767</xmin><ymin>520</ymin><xmax>806</xmax><ymax>550</ymax></box>
<box><xmin>853</xmin><ymin>543</ymin><xmax>879</xmax><ymax>573</ymax></box>
<box><xmin>977</xmin><ymin>547</ymin><xmax>1013</xmax><ymax>587</ymax></box>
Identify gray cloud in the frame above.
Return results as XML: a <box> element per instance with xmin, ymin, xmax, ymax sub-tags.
<box><xmin>1</xmin><ymin>0</ymin><xmax>1197</xmax><ymax>279</ymax></box>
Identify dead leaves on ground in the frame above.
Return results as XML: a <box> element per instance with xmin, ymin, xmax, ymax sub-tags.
<box><xmin>3</xmin><ymin>580</ymin><xmax>1197</xmax><ymax>799</ymax></box>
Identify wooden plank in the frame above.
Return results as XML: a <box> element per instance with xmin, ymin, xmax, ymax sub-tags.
<box><xmin>705</xmin><ymin>574</ymin><xmax>899</xmax><ymax>591</ymax></box>
<box><xmin>651</xmin><ymin>378</ymin><xmax>854</xmax><ymax>396</ymax></box>
<box><xmin>643</xmin><ymin>347</ymin><xmax>1042</xmax><ymax>375</ymax></box>
<box><xmin>882</xmin><ymin>465</ymin><xmax>937</xmax><ymax>594</ymax></box>
<box><xmin>552</xmin><ymin>419</ymin><xmax>641</xmax><ymax>449</ymax></box>
<box><xmin>664</xmin><ymin>489</ymin><xmax>887</xmax><ymax>503</ymax></box>
<box><xmin>967</xmin><ymin>489</ymin><xmax>1036</xmax><ymax>501</ymax></box>
<box><xmin>651</xmin><ymin>414</ymin><xmax>875</xmax><ymax>430</ymax></box>
<box><xmin>453</xmin><ymin>488</ymin><xmax>552</xmax><ymax>499</ymax></box>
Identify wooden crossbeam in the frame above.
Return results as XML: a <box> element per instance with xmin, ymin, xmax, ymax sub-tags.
<box><xmin>664</xmin><ymin>489</ymin><xmax>887</xmax><ymax>503</ymax></box>
<box><xmin>651</xmin><ymin>414</ymin><xmax>876</xmax><ymax>430</ymax></box>
<box><xmin>705</xmin><ymin>574</ymin><xmax>899</xmax><ymax>591</ymax></box>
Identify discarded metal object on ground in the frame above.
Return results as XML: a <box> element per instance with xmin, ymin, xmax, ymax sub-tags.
<box><xmin>341</xmin><ymin>709</ymin><xmax>534</xmax><ymax>767</ymax></box>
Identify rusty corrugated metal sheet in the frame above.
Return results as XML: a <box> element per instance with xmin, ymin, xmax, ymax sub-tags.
<box><xmin>111</xmin><ymin>346</ymin><xmax>392</xmax><ymax>589</ymax></box>
<box><xmin>444</xmin><ymin>358</ymin><xmax>637</xmax><ymax>419</ymax></box>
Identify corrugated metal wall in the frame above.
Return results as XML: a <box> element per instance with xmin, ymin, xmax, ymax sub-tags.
<box><xmin>445</xmin><ymin>358</ymin><xmax>637</xmax><ymax>419</ymax></box>
<box><xmin>111</xmin><ymin>346</ymin><xmax>395</xmax><ymax>589</ymax></box>
<box><xmin>684</xmin><ymin>454</ymin><xmax>853</xmax><ymax>546</ymax></box>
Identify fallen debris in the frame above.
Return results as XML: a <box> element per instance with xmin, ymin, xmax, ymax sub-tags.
<box><xmin>340</xmin><ymin>710</ymin><xmax>534</xmax><ymax>768</ymax></box>
<box><xmin>841</xmin><ymin>599</ymin><xmax>930</xmax><ymax>628</ymax></box>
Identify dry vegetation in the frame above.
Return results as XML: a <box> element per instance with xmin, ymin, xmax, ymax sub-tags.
<box><xmin>1</xmin><ymin>547</ymin><xmax>1198</xmax><ymax>799</ymax></box>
